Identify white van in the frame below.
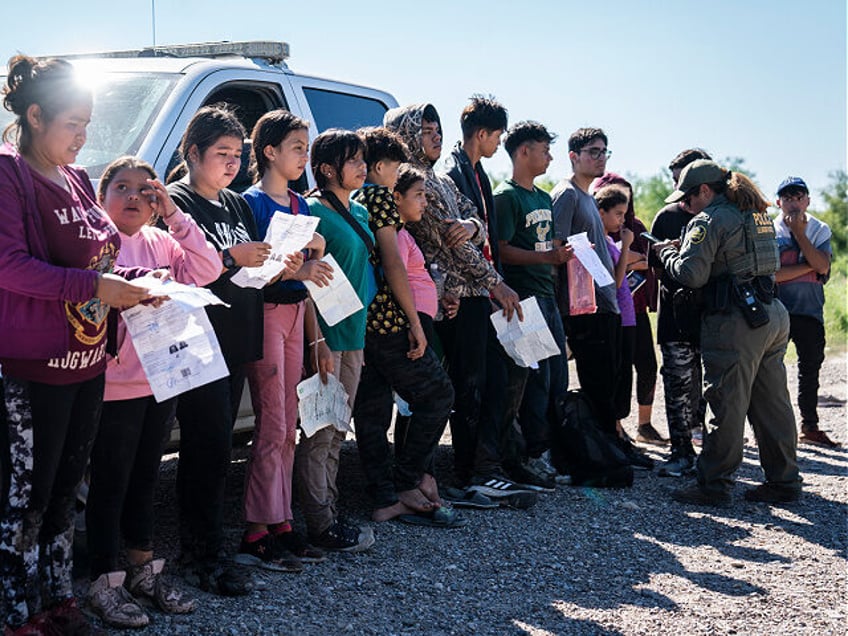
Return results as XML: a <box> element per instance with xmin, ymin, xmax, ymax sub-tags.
<box><xmin>0</xmin><ymin>41</ymin><xmax>399</xmax><ymax>444</ymax></box>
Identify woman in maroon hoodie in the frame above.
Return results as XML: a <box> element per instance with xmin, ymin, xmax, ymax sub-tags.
<box><xmin>0</xmin><ymin>55</ymin><xmax>152</xmax><ymax>634</ymax></box>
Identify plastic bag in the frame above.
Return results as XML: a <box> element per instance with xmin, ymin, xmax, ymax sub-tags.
<box><xmin>567</xmin><ymin>257</ymin><xmax>597</xmax><ymax>316</ymax></box>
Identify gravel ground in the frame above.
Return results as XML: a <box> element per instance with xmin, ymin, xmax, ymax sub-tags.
<box><xmin>74</xmin><ymin>352</ymin><xmax>847</xmax><ymax>636</ymax></box>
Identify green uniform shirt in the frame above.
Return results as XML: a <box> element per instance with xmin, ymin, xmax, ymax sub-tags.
<box><xmin>493</xmin><ymin>179</ymin><xmax>555</xmax><ymax>298</ymax></box>
<box><xmin>659</xmin><ymin>194</ymin><xmax>752</xmax><ymax>288</ymax></box>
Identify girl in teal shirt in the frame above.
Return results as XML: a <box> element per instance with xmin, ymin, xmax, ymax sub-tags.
<box><xmin>295</xmin><ymin>129</ymin><xmax>376</xmax><ymax>552</ymax></box>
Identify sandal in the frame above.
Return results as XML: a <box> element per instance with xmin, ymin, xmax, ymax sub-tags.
<box><xmin>397</xmin><ymin>505</ymin><xmax>467</xmax><ymax>529</ymax></box>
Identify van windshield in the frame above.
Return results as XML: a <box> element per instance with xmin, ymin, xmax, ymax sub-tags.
<box><xmin>0</xmin><ymin>72</ymin><xmax>177</xmax><ymax>178</ymax></box>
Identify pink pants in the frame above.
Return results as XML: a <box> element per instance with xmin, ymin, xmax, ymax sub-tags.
<box><xmin>243</xmin><ymin>302</ymin><xmax>305</xmax><ymax>524</ymax></box>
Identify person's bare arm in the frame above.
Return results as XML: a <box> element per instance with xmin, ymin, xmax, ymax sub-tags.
<box><xmin>775</xmin><ymin>262</ymin><xmax>814</xmax><ymax>283</ymax></box>
<box><xmin>376</xmin><ymin>226</ymin><xmax>426</xmax><ymax>359</ymax></box>
<box><xmin>303</xmin><ymin>299</ymin><xmax>333</xmax><ymax>383</ymax></box>
<box><xmin>784</xmin><ymin>213</ymin><xmax>830</xmax><ymax>275</ymax></box>
<box><xmin>498</xmin><ymin>240</ymin><xmax>573</xmax><ymax>266</ymax></box>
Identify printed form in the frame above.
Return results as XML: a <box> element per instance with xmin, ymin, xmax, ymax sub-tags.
<box><xmin>121</xmin><ymin>280</ymin><xmax>230</xmax><ymax>402</ymax></box>
<box><xmin>297</xmin><ymin>373</ymin><xmax>352</xmax><ymax>437</ymax></box>
<box><xmin>490</xmin><ymin>296</ymin><xmax>561</xmax><ymax>369</ymax></box>
<box><xmin>232</xmin><ymin>211</ymin><xmax>320</xmax><ymax>289</ymax></box>
<box><xmin>303</xmin><ymin>254</ymin><xmax>362</xmax><ymax>326</ymax></box>
<box><xmin>567</xmin><ymin>232</ymin><xmax>614</xmax><ymax>287</ymax></box>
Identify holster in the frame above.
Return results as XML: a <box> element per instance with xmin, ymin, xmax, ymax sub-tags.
<box><xmin>702</xmin><ymin>277</ymin><xmax>732</xmax><ymax>313</ymax></box>
<box><xmin>672</xmin><ymin>287</ymin><xmax>703</xmax><ymax>340</ymax></box>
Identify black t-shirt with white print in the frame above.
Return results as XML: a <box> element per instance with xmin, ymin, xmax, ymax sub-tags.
<box><xmin>167</xmin><ymin>182</ymin><xmax>263</xmax><ymax>369</ymax></box>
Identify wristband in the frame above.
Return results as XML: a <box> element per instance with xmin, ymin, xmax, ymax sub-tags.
<box><xmin>222</xmin><ymin>248</ymin><xmax>237</xmax><ymax>269</ymax></box>
<box><xmin>310</xmin><ymin>338</ymin><xmax>326</xmax><ymax>347</ymax></box>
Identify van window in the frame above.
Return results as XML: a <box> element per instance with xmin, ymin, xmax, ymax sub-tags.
<box><xmin>0</xmin><ymin>72</ymin><xmax>178</xmax><ymax>179</ymax></box>
<box><xmin>165</xmin><ymin>83</ymin><xmax>286</xmax><ymax>191</ymax></box>
<box><xmin>302</xmin><ymin>88</ymin><xmax>388</xmax><ymax>132</ymax></box>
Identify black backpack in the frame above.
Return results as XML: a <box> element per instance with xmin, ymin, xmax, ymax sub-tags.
<box><xmin>551</xmin><ymin>390</ymin><xmax>634</xmax><ymax>488</ymax></box>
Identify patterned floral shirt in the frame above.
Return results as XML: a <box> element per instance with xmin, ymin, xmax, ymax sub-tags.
<box><xmin>353</xmin><ymin>184</ymin><xmax>408</xmax><ymax>335</ymax></box>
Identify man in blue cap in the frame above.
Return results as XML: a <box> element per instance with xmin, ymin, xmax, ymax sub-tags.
<box><xmin>774</xmin><ymin>177</ymin><xmax>839</xmax><ymax>447</ymax></box>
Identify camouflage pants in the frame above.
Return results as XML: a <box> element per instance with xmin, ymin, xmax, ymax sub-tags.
<box><xmin>0</xmin><ymin>375</ymin><xmax>104</xmax><ymax>628</ymax></box>
<box><xmin>659</xmin><ymin>342</ymin><xmax>704</xmax><ymax>456</ymax></box>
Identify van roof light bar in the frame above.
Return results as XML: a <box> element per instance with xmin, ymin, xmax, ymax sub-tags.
<box><xmin>47</xmin><ymin>41</ymin><xmax>290</xmax><ymax>64</ymax></box>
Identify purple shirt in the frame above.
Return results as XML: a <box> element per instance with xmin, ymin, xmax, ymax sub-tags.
<box><xmin>607</xmin><ymin>236</ymin><xmax>636</xmax><ymax>327</ymax></box>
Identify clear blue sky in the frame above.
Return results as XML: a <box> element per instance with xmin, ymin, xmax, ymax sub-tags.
<box><xmin>3</xmin><ymin>0</ymin><xmax>845</xmax><ymax>206</ymax></box>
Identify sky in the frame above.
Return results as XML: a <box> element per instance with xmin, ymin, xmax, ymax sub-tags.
<box><xmin>2</xmin><ymin>0</ymin><xmax>845</xmax><ymax>207</ymax></box>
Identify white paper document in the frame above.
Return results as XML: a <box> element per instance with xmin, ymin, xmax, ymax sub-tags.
<box><xmin>490</xmin><ymin>296</ymin><xmax>561</xmax><ymax>369</ymax></box>
<box><xmin>121</xmin><ymin>301</ymin><xmax>229</xmax><ymax>402</ymax></box>
<box><xmin>567</xmin><ymin>232</ymin><xmax>614</xmax><ymax>287</ymax></box>
<box><xmin>129</xmin><ymin>276</ymin><xmax>230</xmax><ymax>311</ymax></box>
<box><xmin>231</xmin><ymin>212</ymin><xmax>320</xmax><ymax>289</ymax></box>
<box><xmin>296</xmin><ymin>373</ymin><xmax>352</xmax><ymax>437</ymax></box>
<box><xmin>303</xmin><ymin>254</ymin><xmax>362</xmax><ymax>326</ymax></box>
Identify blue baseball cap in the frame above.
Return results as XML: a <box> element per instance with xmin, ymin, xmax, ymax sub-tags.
<box><xmin>776</xmin><ymin>176</ymin><xmax>808</xmax><ymax>196</ymax></box>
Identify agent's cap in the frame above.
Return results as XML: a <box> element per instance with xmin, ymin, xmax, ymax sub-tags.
<box><xmin>665</xmin><ymin>160</ymin><xmax>728</xmax><ymax>203</ymax></box>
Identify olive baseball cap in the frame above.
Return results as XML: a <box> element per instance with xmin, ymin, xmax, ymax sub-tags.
<box><xmin>665</xmin><ymin>159</ymin><xmax>728</xmax><ymax>203</ymax></box>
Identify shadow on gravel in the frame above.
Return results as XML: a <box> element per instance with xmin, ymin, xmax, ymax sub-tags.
<box><xmin>739</xmin><ymin>446</ymin><xmax>848</xmax><ymax>557</ymax></box>
<box><xmin>793</xmin><ymin>445</ymin><xmax>848</xmax><ymax>477</ymax></box>
<box><xmin>67</xmin><ymin>432</ymin><xmax>844</xmax><ymax>635</ymax></box>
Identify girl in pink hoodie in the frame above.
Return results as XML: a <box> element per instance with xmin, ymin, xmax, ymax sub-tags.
<box><xmin>85</xmin><ymin>156</ymin><xmax>220</xmax><ymax>628</ymax></box>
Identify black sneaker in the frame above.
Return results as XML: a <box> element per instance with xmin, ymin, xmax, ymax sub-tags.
<box><xmin>509</xmin><ymin>462</ymin><xmax>556</xmax><ymax>492</ymax></box>
<box><xmin>234</xmin><ymin>534</ymin><xmax>303</xmax><ymax>572</ymax></box>
<box><xmin>658</xmin><ymin>452</ymin><xmax>696</xmax><ymax>477</ymax></box>
<box><xmin>671</xmin><ymin>482</ymin><xmax>731</xmax><ymax>507</ymax></box>
<box><xmin>467</xmin><ymin>476</ymin><xmax>538</xmax><ymax>509</ymax></box>
<box><xmin>617</xmin><ymin>437</ymin><xmax>654</xmax><ymax>471</ymax></box>
<box><xmin>636</xmin><ymin>423</ymin><xmax>669</xmax><ymax>446</ymax></box>
<box><xmin>310</xmin><ymin>520</ymin><xmax>375</xmax><ymax>553</ymax></box>
<box><xmin>744</xmin><ymin>483</ymin><xmax>801</xmax><ymax>503</ymax></box>
<box><xmin>182</xmin><ymin>556</ymin><xmax>255</xmax><ymax>597</ymax></box>
<box><xmin>273</xmin><ymin>530</ymin><xmax>327</xmax><ymax>564</ymax></box>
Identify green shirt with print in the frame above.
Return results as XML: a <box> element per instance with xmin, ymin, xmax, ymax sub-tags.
<box><xmin>494</xmin><ymin>179</ymin><xmax>555</xmax><ymax>298</ymax></box>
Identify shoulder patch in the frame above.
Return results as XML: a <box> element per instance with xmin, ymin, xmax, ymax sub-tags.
<box><xmin>687</xmin><ymin>225</ymin><xmax>707</xmax><ymax>245</ymax></box>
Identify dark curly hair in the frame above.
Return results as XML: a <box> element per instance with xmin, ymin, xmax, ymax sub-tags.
<box><xmin>357</xmin><ymin>126</ymin><xmax>409</xmax><ymax>169</ymax></box>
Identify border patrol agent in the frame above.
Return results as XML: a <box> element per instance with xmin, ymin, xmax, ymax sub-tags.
<box><xmin>655</xmin><ymin>160</ymin><xmax>801</xmax><ymax>506</ymax></box>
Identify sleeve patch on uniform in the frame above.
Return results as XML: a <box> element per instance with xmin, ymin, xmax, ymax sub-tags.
<box><xmin>687</xmin><ymin>225</ymin><xmax>707</xmax><ymax>244</ymax></box>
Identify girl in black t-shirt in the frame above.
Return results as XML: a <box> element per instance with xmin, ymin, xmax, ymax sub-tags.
<box><xmin>165</xmin><ymin>105</ymin><xmax>278</xmax><ymax>597</ymax></box>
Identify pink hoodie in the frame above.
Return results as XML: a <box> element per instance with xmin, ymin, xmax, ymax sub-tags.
<box><xmin>104</xmin><ymin>209</ymin><xmax>221</xmax><ymax>401</ymax></box>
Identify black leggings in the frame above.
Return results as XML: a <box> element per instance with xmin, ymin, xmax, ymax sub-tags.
<box><xmin>86</xmin><ymin>395</ymin><xmax>176</xmax><ymax>577</ymax></box>
<box><xmin>633</xmin><ymin>312</ymin><xmax>658</xmax><ymax>407</ymax></box>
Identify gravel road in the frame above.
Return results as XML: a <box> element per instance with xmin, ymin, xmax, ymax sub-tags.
<box><xmin>75</xmin><ymin>352</ymin><xmax>847</xmax><ymax>635</ymax></box>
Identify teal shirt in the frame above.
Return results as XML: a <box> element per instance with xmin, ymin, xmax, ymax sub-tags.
<box><xmin>307</xmin><ymin>197</ymin><xmax>376</xmax><ymax>351</ymax></box>
<box><xmin>494</xmin><ymin>179</ymin><xmax>555</xmax><ymax>298</ymax></box>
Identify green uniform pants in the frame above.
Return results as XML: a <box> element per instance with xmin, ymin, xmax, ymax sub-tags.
<box><xmin>697</xmin><ymin>300</ymin><xmax>800</xmax><ymax>495</ymax></box>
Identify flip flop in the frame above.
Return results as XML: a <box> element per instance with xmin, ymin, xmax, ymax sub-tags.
<box><xmin>442</xmin><ymin>486</ymin><xmax>498</xmax><ymax>510</ymax></box>
<box><xmin>397</xmin><ymin>506</ymin><xmax>467</xmax><ymax>529</ymax></box>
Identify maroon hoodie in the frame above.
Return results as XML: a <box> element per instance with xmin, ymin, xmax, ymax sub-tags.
<box><xmin>0</xmin><ymin>144</ymin><xmax>145</xmax><ymax>383</ymax></box>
